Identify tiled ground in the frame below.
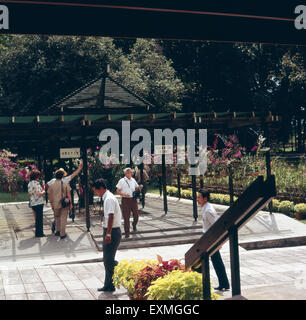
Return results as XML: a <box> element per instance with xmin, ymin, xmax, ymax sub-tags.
<box><xmin>0</xmin><ymin>244</ymin><xmax>306</xmax><ymax>300</ymax></box>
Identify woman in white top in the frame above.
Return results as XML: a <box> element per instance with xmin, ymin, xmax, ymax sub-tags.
<box><xmin>28</xmin><ymin>170</ymin><xmax>46</xmax><ymax>237</ymax></box>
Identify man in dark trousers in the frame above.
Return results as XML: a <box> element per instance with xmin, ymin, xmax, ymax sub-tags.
<box><xmin>196</xmin><ymin>189</ymin><xmax>230</xmax><ymax>291</ymax></box>
<box><xmin>92</xmin><ymin>178</ymin><xmax>122</xmax><ymax>292</ymax></box>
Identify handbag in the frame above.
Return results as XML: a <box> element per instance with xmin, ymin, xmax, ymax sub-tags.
<box><xmin>61</xmin><ymin>180</ymin><xmax>71</xmax><ymax>208</ymax></box>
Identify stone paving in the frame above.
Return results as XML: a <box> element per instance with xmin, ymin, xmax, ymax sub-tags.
<box><xmin>1</xmin><ymin>243</ymin><xmax>306</xmax><ymax>300</ymax></box>
<box><xmin>1</xmin><ymin>194</ymin><xmax>306</xmax><ymax>300</ymax></box>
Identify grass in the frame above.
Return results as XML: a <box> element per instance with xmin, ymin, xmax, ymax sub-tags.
<box><xmin>0</xmin><ymin>191</ymin><xmax>29</xmax><ymax>203</ymax></box>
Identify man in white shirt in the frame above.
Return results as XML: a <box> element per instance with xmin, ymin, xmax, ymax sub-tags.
<box><xmin>196</xmin><ymin>189</ymin><xmax>230</xmax><ymax>291</ymax></box>
<box><xmin>116</xmin><ymin>168</ymin><xmax>142</xmax><ymax>238</ymax></box>
<box><xmin>92</xmin><ymin>178</ymin><xmax>122</xmax><ymax>292</ymax></box>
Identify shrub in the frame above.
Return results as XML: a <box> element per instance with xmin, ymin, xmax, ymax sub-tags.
<box><xmin>278</xmin><ymin>200</ymin><xmax>294</xmax><ymax>213</ymax></box>
<box><xmin>181</xmin><ymin>190</ymin><xmax>192</xmax><ymax>199</ymax></box>
<box><xmin>294</xmin><ymin>203</ymin><xmax>306</xmax><ymax>214</ymax></box>
<box><xmin>146</xmin><ymin>270</ymin><xmax>220</xmax><ymax>300</ymax></box>
<box><xmin>132</xmin><ymin>257</ymin><xmax>185</xmax><ymax>300</ymax></box>
<box><xmin>166</xmin><ymin>186</ymin><xmax>178</xmax><ymax>197</ymax></box>
<box><xmin>113</xmin><ymin>259</ymin><xmax>157</xmax><ymax>296</ymax></box>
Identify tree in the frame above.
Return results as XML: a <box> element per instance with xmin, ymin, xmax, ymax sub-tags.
<box><xmin>110</xmin><ymin>39</ymin><xmax>185</xmax><ymax>111</ymax></box>
<box><xmin>0</xmin><ymin>36</ymin><xmax>185</xmax><ymax>115</ymax></box>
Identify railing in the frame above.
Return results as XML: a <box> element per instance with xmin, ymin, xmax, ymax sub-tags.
<box><xmin>185</xmin><ymin>175</ymin><xmax>276</xmax><ymax>299</ymax></box>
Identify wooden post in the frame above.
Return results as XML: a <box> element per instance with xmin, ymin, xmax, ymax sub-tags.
<box><xmin>201</xmin><ymin>254</ymin><xmax>211</xmax><ymax>300</ymax></box>
<box><xmin>228</xmin><ymin>164</ymin><xmax>234</xmax><ymax>206</ymax></box>
<box><xmin>81</xmin><ymin>139</ymin><xmax>90</xmax><ymax>232</ymax></box>
<box><xmin>69</xmin><ymin>158</ymin><xmax>75</xmax><ymax>222</ymax></box>
<box><xmin>177</xmin><ymin>172</ymin><xmax>181</xmax><ymax>200</ymax></box>
<box><xmin>140</xmin><ymin>163</ymin><xmax>145</xmax><ymax>208</ymax></box>
<box><xmin>200</xmin><ymin>175</ymin><xmax>204</xmax><ymax>189</ymax></box>
<box><xmin>265</xmin><ymin>149</ymin><xmax>273</xmax><ymax>215</ymax></box>
<box><xmin>191</xmin><ymin>173</ymin><xmax>198</xmax><ymax>221</ymax></box>
<box><xmin>43</xmin><ymin>156</ymin><xmax>48</xmax><ymax>204</ymax></box>
<box><xmin>161</xmin><ymin>152</ymin><xmax>168</xmax><ymax>215</ymax></box>
<box><xmin>158</xmin><ymin>175</ymin><xmax>162</xmax><ymax>197</ymax></box>
<box><xmin>229</xmin><ymin>226</ymin><xmax>241</xmax><ymax>296</ymax></box>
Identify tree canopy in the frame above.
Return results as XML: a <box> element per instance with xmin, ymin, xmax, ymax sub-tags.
<box><xmin>0</xmin><ymin>36</ymin><xmax>184</xmax><ymax>114</ymax></box>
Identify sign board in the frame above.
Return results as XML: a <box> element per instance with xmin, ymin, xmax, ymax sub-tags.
<box><xmin>154</xmin><ymin>145</ymin><xmax>173</xmax><ymax>155</ymax></box>
<box><xmin>60</xmin><ymin>148</ymin><xmax>80</xmax><ymax>159</ymax></box>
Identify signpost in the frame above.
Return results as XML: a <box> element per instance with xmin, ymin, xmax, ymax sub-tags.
<box><xmin>154</xmin><ymin>145</ymin><xmax>173</xmax><ymax>215</ymax></box>
<box><xmin>60</xmin><ymin>148</ymin><xmax>80</xmax><ymax>159</ymax></box>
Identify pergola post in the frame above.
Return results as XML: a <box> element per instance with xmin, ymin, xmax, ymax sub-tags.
<box><xmin>229</xmin><ymin>226</ymin><xmax>241</xmax><ymax>296</ymax></box>
<box><xmin>161</xmin><ymin>152</ymin><xmax>168</xmax><ymax>215</ymax></box>
<box><xmin>177</xmin><ymin>172</ymin><xmax>181</xmax><ymax>199</ymax></box>
<box><xmin>81</xmin><ymin>137</ymin><xmax>90</xmax><ymax>232</ymax></box>
<box><xmin>191</xmin><ymin>173</ymin><xmax>198</xmax><ymax>221</ymax></box>
<box><xmin>69</xmin><ymin>158</ymin><xmax>75</xmax><ymax>222</ymax></box>
<box><xmin>43</xmin><ymin>155</ymin><xmax>48</xmax><ymax>204</ymax></box>
<box><xmin>201</xmin><ymin>253</ymin><xmax>211</xmax><ymax>300</ymax></box>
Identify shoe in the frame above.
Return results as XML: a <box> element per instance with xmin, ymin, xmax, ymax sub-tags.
<box><xmin>132</xmin><ymin>225</ymin><xmax>137</xmax><ymax>232</ymax></box>
<box><xmin>97</xmin><ymin>286</ymin><xmax>115</xmax><ymax>292</ymax></box>
<box><xmin>55</xmin><ymin>231</ymin><xmax>60</xmax><ymax>236</ymax></box>
<box><xmin>214</xmin><ymin>286</ymin><xmax>230</xmax><ymax>291</ymax></box>
<box><xmin>125</xmin><ymin>234</ymin><xmax>130</xmax><ymax>238</ymax></box>
<box><xmin>60</xmin><ymin>235</ymin><xmax>67</xmax><ymax>239</ymax></box>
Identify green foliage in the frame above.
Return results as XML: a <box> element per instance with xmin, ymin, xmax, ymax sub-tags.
<box><xmin>113</xmin><ymin>259</ymin><xmax>157</xmax><ymax>296</ymax></box>
<box><xmin>132</xmin><ymin>258</ymin><xmax>185</xmax><ymax>300</ymax></box>
<box><xmin>294</xmin><ymin>203</ymin><xmax>306</xmax><ymax>214</ymax></box>
<box><xmin>278</xmin><ymin>200</ymin><xmax>295</xmax><ymax>213</ymax></box>
<box><xmin>146</xmin><ymin>270</ymin><xmax>220</xmax><ymax>300</ymax></box>
<box><xmin>0</xmin><ymin>36</ymin><xmax>184</xmax><ymax>115</ymax></box>
<box><xmin>112</xmin><ymin>39</ymin><xmax>185</xmax><ymax>111</ymax></box>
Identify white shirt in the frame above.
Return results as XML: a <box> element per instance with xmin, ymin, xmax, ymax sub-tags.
<box><xmin>201</xmin><ymin>202</ymin><xmax>218</xmax><ymax>233</ymax></box>
<box><xmin>28</xmin><ymin>180</ymin><xmax>44</xmax><ymax>207</ymax></box>
<box><xmin>102</xmin><ymin>190</ymin><xmax>122</xmax><ymax>229</ymax></box>
<box><xmin>47</xmin><ymin>175</ymin><xmax>71</xmax><ymax>187</ymax></box>
<box><xmin>116</xmin><ymin>177</ymin><xmax>139</xmax><ymax>197</ymax></box>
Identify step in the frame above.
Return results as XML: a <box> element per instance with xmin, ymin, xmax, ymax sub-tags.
<box><xmin>91</xmin><ymin>225</ymin><xmax>203</xmax><ymax>238</ymax></box>
<box><xmin>91</xmin><ymin>231</ymin><xmax>201</xmax><ymax>251</ymax></box>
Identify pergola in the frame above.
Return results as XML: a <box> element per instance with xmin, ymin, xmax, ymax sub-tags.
<box><xmin>0</xmin><ymin>71</ymin><xmax>281</xmax><ymax>231</ymax></box>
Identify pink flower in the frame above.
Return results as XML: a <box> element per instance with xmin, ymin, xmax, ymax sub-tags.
<box><xmin>251</xmin><ymin>146</ymin><xmax>259</xmax><ymax>152</ymax></box>
<box><xmin>234</xmin><ymin>151</ymin><xmax>242</xmax><ymax>158</ymax></box>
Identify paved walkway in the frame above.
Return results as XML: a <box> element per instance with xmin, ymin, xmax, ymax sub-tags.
<box><xmin>1</xmin><ymin>243</ymin><xmax>306</xmax><ymax>300</ymax></box>
<box><xmin>1</xmin><ymin>194</ymin><xmax>306</xmax><ymax>300</ymax></box>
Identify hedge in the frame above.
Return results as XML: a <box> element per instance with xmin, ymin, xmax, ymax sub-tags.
<box><xmin>166</xmin><ymin>186</ymin><xmax>306</xmax><ymax>215</ymax></box>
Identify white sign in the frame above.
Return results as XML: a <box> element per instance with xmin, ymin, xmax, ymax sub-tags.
<box><xmin>60</xmin><ymin>148</ymin><xmax>80</xmax><ymax>159</ymax></box>
<box><xmin>154</xmin><ymin>145</ymin><xmax>173</xmax><ymax>155</ymax></box>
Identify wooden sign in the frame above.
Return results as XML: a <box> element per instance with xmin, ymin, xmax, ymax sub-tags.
<box><xmin>60</xmin><ymin>148</ymin><xmax>80</xmax><ymax>159</ymax></box>
<box><xmin>154</xmin><ymin>145</ymin><xmax>173</xmax><ymax>155</ymax></box>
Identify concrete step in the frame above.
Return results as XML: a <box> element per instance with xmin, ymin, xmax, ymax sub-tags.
<box><xmin>91</xmin><ymin>229</ymin><xmax>202</xmax><ymax>251</ymax></box>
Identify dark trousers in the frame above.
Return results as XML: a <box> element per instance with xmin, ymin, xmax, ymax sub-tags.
<box><xmin>121</xmin><ymin>198</ymin><xmax>138</xmax><ymax>235</ymax></box>
<box><xmin>211</xmin><ymin>250</ymin><xmax>230</xmax><ymax>288</ymax></box>
<box><xmin>32</xmin><ymin>204</ymin><xmax>44</xmax><ymax>237</ymax></box>
<box><xmin>103</xmin><ymin>228</ymin><xmax>121</xmax><ymax>288</ymax></box>
<box><xmin>194</xmin><ymin>250</ymin><xmax>230</xmax><ymax>288</ymax></box>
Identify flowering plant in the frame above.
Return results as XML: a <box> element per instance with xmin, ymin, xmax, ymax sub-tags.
<box><xmin>131</xmin><ymin>255</ymin><xmax>185</xmax><ymax>300</ymax></box>
<box><xmin>0</xmin><ymin>149</ymin><xmax>26</xmax><ymax>195</ymax></box>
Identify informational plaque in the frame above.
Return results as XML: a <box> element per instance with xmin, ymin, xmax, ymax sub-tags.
<box><xmin>154</xmin><ymin>145</ymin><xmax>173</xmax><ymax>155</ymax></box>
<box><xmin>60</xmin><ymin>148</ymin><xmax>80</xmax><ymax>159</ymax></box>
